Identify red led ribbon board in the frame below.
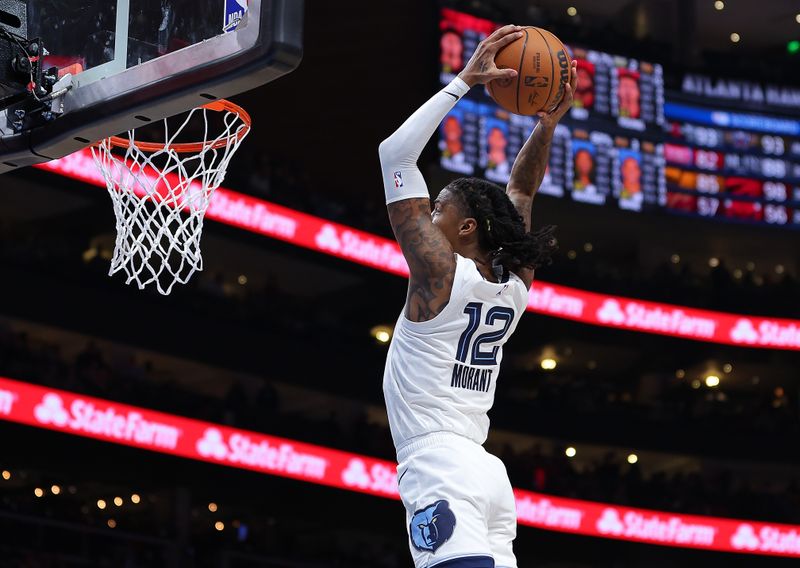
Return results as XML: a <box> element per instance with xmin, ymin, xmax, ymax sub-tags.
<box><xmin>34</xmin><ymin>150</ymin><xmax>800</xmax><ymax>351</ymax></box>
<box><xmin>0</xmin><ymin>375</ymin><xmax>799</xmax><ymax>557</ymax></box>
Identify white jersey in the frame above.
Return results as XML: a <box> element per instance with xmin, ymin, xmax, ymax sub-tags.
<box><xmin>383</xmin><ymin>253</ymin><xmax>529</xmax><ymax>451</ymax></box>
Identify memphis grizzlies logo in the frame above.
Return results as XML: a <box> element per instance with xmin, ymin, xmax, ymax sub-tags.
<box><xmin>409</xmin><ymin>500</ymin><xmax>456</xmax><ymax>553</ymax></box>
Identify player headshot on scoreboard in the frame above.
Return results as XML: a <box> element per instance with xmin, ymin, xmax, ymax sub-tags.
<box><xmin>617</xmin><ymin>69</ymin><xmax>641</xmax><ymax>119</ymax></box>
<box><xmin>618</xmin><ymin>149</ymin><xmax>644</xmax><ymax>211</ymax></box>
<box><xmin>440</xmin><ymin>28</ymin><xmax>465</xmax><ymax>74</ymax></box>
<box><xmin>572</xmin><ymin>141</ymin><xmax>604</xmax><ymax>204</ymax></box>
<box><xmin>483</xmin><ymin>116</ymin><xmax>511</xmax><ymax>183</ymax></box>
<box><xmin>574</xmin><ymin>59</ymin><xmax>596</xmax><ymax>110</ymax></box>
<box><xmin>439</xmin><ymin>105</ymin><xmax>475</xmax><ymax>175</ymax></box>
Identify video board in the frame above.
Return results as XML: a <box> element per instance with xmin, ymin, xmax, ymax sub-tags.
<box><xmin>438</xmin><ymin>8</ymin><xmax>800</xmax><ymax>229</ymax></box>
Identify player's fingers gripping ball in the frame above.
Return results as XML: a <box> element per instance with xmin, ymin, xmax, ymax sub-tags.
<box><xmin>487</xmin><ymin>27</ymin><xmax>572</xmax><ymax>116</ymax></box>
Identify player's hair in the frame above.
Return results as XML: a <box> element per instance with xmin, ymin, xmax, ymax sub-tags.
<box><xmin>446</xmin><ymin>177</ymin><xmax>557</xmax><ymax>274</ymax></box>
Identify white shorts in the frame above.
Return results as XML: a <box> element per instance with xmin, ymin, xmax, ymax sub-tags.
<box><xmin>396</xmin><ymin>432</ymin><xmax>517</xmax><ymax>568</ymax></box>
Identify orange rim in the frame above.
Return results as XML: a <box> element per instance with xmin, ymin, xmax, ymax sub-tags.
<box><xmin>99</xmin><ymin>99</ymin><xmax>251</xmax><ymax>153</ymax></box>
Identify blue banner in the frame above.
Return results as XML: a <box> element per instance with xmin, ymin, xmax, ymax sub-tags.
<box><xmin>665</xmin><ymin>102</ymin><xmax>800</xmax><ymax>136</ymax></box>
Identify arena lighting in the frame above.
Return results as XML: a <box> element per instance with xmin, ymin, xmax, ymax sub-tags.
<box><xmin>81</xmin><ymin>247</ymin><xmax>98</xmax><ymax>263</ymax></box>
<box><xmin>796</xmin><ymin>14</ymin><xmax>800</xmax><ymax>24</ymax></box>
<box><xmin>675</xmin><ymin>369</ymin><xmax>685</xmax><ymax>379</ymax></box>
<box><xmin>627</xmin><ymin>454</ymin><xmax>638</xmax><ymax>464</ymax></box>
<box><xmin>566</xmin><ymin>250</ymin><xmax>577</xmax><ymax>259</ymax></box>
<box><xmin>1</xmin><ymin>470</ymin><xmax>10</xmax><ymax>480</ymax></box>
<box><xmin>567</xmin><ymin>6</ymin><xmax>577</xmax><ymax>17</ymax></box>
<box><xmin>208</xmin><ymin>502</ymin><xmax>218</xmax><ymax>513</ymax></box>
<box><xmin>565</xmin><ymin>447</ymin><xmax>577</xmax><ymax>457</ymax></box>
<box><xmin>714</xmin><ymin>1</ymin><xmax>724</xmax><ymax>10</ymax></box>
<box><xmin>775</xmin><ymin>265</ymin><xmax>785</xmax><ymax>275</ymax></box>
<box><xmin>705</xmin><ymin>374</ymin><xmax>721</xmax><ymax>387</ymax></box>
<box><xmin>670</xmin><ymin>254</ymin><xmax>680</xmax><ymax>264</ymax></box>
<box><xmin>215</xmin><ymin>521</ymin><xmax>225</xmax><ymax>531</ymax></box>
<box><xmin>50</xmin><ymin>485</ymin><xmax>60</xmax><ymax>495</ymax></box>
<box><xmin>541</xmin><ymin>358</ymin><xmax>557</xmax><ymax>370</ymax></box>
<box><xmin>131</xmin><ymin>494</ymin><xmax>141</xmax><ymax>504</ymax></box>
<box><xmin>107</xmin><ymin>519</ymin><xmax>117</xmax><ymax>529</ymax></box>
<box><xmin>97</xmin><ymin>499</ymin><xmax>107</xmax><ymax>510</ymax></box>
<box><xmin>237</xmin><ymin>275</ymin><xmax>248</xmax><ymax>285</ymax></box>
<box><xmin>691</xmin><ymin>379</ymin><xmax>702</xmax><ymax>389</ymax></box>
<box><xmin>709</xmin><ymin>257</ymin><xmax>720</xmax><ymax>268</ymax></box>
<box><xmin>733</xmin><ymin>268</ymin><xmax>743</xmax><ymax>279</ymax></box>
<box><xmin>33</xmin><ymin>487</ymin><xmax>44</xmax><ymax>498</ymax></box>
<box><xmin>723</xmin><ymin>363</ymin><xmax>733</xmax><ymax>373</ymax></box>
<box><xmin>730</xmin><ymin>32</ymin><xmax>740</xmax><ymax>43</ymax></box>
<box><xmin>370</xmin><ymin>325</ymin><xmax>393</xmax><ymax>344</ymax></box>
<box><xmin>583</xmin><ymin>242</ymin><xmax>593</xmax><ymax>252</ymax></box>
<box><xmin>113</xmin><ymin>496</ymin><xmax>123</xmax><ymax>507</ymax></box>
<box><xmin>789</xmin><ymin>40</ymin><xmax>800</xmax><ymax>54</ymax></box>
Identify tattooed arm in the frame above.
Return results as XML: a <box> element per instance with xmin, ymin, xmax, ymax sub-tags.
<box><xmin>379</xmin><ymin>25</ymin><xmax>521</xmax><ymax>322</ymax></box>
<box><xmin>506</xmin><ymin>59</ymin><xmax>577</xmax><ymax>231</ymax></box>
<box><xmin>507</xmin><ymin>60</ymin><xmax>577</xmax><ymax>287</ymax></box>
<box><xmin>385</xmin><ymin>199</ymin><xmax>456</xmax><ymax>321</ymax></box>
<box><xmin>506</xmin><ymin>120</ymin><xmax>553</xmax><ymax>232</ymax></box>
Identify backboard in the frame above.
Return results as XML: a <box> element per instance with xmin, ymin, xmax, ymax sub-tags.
<box><xmin>0</xmin><ymin>0</ymin><xmax>303</xmax><ymax>173</ymax></box>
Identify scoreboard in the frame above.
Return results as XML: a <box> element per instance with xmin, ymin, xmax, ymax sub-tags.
<box><xmin>438</xmin><ymin>8</ymin><xmax>800</xmax><ymax>229</ymax></box>
<box><xmin>438</xmin><ymin>9</ymin><xmax>666</xmax><ymax>215</ymax></box>
<box><xmin>664</xmin><ymin>101</ymin><xmax>800</xmax><ymax>226</ymax></box>
<box><xmin>568</xmin><ymin>46</ymin><xmax>664</xmax><ymax>131</ymax></box>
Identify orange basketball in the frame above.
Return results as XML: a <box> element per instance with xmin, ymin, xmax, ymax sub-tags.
<box><xmin>487</xmin><ymin>27</ymin><xmax>571</xmax><ymax>116</ymax></box>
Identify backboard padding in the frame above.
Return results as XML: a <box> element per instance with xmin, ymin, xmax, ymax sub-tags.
<box><xmin>0</xmin><ymin>0</ymin><xmax>303</xmax><ymax>172</ymax></box>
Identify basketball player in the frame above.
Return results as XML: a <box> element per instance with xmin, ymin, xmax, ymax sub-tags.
<box><xmin>379</xmin><ymin>25</ymin><xmax>577</xmax><ymax>568</ymax></box>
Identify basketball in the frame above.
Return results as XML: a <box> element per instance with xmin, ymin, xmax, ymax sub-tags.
<box><xmin>487</xmin><ymin>27</ymin><xmax>571</xmax><ymax>116</ymax></box>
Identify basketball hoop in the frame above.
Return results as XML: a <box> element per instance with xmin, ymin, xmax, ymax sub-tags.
<box><xmin>91</xmin><ymin>100</ymin><xmax>251</xmax><ymax>295</ymax></box>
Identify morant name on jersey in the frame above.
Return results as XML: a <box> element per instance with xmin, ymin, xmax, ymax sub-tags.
<box><xmin>451</xmin><ymin>363</ymin><xmax>493</xmax><ymax>392</ymax></box>
<box><xmin>383</xmin><ymin>254</ymin><xmax>530</xmax><ymax>449</ymax></box>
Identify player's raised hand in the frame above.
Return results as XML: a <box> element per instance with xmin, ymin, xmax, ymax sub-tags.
<box><xmin>458</xmin><ymin>25</ymin><xmax>523</xmax><ymax>88</ymax></box>
<box><xmin>536</xmin><ymin>59</ymin><xmax>578</xmax><ymax>129</ymax></box>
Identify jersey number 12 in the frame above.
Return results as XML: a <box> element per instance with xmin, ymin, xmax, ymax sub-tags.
<box><xmin>455</xmin><ymin>302</ymin><xmax>515</xmax><ymax>366</ymax></box>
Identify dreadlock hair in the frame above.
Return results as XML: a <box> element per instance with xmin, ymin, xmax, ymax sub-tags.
<box><xmin>446</xmin><ymin>177</ymin><xmax>558</xmax><ymax>274</ymax></box>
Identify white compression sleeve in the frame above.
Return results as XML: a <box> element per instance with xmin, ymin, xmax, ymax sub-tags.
<box><xmin>378</xmin><ymin>77</ymin><xmax>471</xmax><ymax>204</ymax></box>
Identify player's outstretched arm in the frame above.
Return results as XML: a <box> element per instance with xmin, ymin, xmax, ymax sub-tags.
<box><xmin>506</xmin><ymin>60</ymin><xmax>577</xmax><ymax>233</ymax></box>
<box><xmin>379</xmin><ymin>25</ymin><xmax>522</xmax><ymax>322</ymax></box>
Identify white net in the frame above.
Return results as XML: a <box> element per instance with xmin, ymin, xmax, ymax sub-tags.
<box><xmin>91</xmin><ymin>102</ymin><xmax>250</xmax><ymax>295</ymax></box>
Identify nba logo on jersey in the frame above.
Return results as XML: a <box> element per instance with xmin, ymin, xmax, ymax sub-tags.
<box><xmin>394</xmin><ymin>171</ymin><xmax>404</xmax><ymax>188</ymax></box>
<box><xmin>224</xmin><ymin>0</ymin><xmax>248</xmax><ymax>32</ymax></box>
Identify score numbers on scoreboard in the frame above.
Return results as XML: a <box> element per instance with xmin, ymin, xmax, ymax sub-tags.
<box><xmin>438</xmin><ymin>8</ymin><xmax>800</xmax><ymax>229</ymax></box>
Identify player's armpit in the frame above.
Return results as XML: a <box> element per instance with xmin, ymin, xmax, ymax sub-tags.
<box><xmin>387</xmin><ymin>198</ymin><xmax>457</xmax><ymax>322</ymax></box>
